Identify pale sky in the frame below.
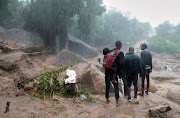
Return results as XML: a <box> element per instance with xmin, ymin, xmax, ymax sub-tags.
<box><xmin>103</xmin><ymin>0</ymin><xmax>180</xmax><ymax>27</ymax></box>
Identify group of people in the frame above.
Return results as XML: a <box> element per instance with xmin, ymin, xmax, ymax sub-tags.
<box><xmin>103</xmin><ymin>41</ymin><xmax>152</xmax><ymax>106</ymax></box>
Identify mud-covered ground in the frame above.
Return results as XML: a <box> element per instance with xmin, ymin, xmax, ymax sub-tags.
<box><xmin>0</xmin><ymin>41</ymin><xmax>180</xmax><ymax>118</ymax></box>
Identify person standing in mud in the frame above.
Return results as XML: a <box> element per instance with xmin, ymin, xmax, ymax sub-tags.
<box><xmin>140</xmin><ymin>43</ymin><xmax>152</xmax><ymax>96</ymax></box>
<box><xmin>124</xmin><ymin>47</ymin><xmax>141</xmax><ymax>102</ymax></box>
<box><xmin>103</xmin><ymin>41</ymin><xmax>125</xmax><ymax>106</ymax></box>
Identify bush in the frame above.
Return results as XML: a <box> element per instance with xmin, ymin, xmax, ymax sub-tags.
<box><xmin>33</xmin><ymin>65</ymin><xmax>95</xmax><ymax>103</ymax></box>
<box><xmin>149</xmin><ymin>34</ymin><xmax>180</xmax><ymax>54</ymax></box>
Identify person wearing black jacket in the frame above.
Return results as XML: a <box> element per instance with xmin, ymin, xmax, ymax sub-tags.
<box><xmin>103</xmin><ymin>41</ymin><xmax>126</xmax><ymax>106</ymax></box>
<box><xmin>124</xmin><ymin>47</ymin><xmax>141</xmax><ymax>101</ymax></box>
<box><xmin>140</xmin><ymin>43</ymin><xmax>152</xmax><ymax>96</ymax></box>
<box><xmin>113</xmin><ymin>41</ymin><xmax>128</xmax><ymax>101</ymax></box>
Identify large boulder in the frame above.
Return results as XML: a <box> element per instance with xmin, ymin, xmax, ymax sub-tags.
<box><xmin>0</xmin><ymin>28</ymin><xmax>44</xmax><ymax>47</ymax></box>
<box><xmin>167</xmin><ymin>89</ymin><xmax>180</xmax><ymax>105</ymax></box>
<box><xmin>78</xmin><ymin>64</ymin><xmax>105</xmax><ymax>94</ymax></box>
<box><xmin>68</xmin><ymin>34</ymin><xmax>98</xmax><ymax>58</ymax></box>
<box><xmin>56</xmin><ymin>50</ymin><xmax>87</xmax><ymax>66</ymax></box>
<box><xmin>138</xmin><ymin>78</ymin><xmax>158</xmax><ymax>92</ymax></box>
<box><xmin>0</xmin><ymin>52</ymin><xmax>27</xmax><ymax>70</ymax></box>
<box><xmin>0</xmin><ymin>40</ymin><xmax>15</xmax><ymax>53</ymax></box>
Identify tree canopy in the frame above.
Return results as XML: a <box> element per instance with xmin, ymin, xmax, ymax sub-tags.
<box><xmin>69</xmin><ymin>9</ymin><xmax>152</xmax><ymax>47</ymax></box>
<box><xmin>0</xmin><ymin>0</ymin><xmax>10</xmax><ymax>26</ymax></box>
<box><xmin>149</xmin><ymin>21</ymin><xmax>180</xmax><ymax>53</ymax></box>
<box><xmin>23</xmin><ymin>0</ymin><xmax>105</xmax><ymax>50</ymax></box>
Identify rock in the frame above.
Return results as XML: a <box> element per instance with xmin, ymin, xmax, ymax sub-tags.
<box><xmin>78</xmin><ymin>64</ymin><xmax>105</xmax><ymax>94</ymax></box>
<box><xmin>0</xmin><ymin>52</ymin><xmax>27</xmax><ymax>70</ymax></box>
<box><xmin>148</xmin><ymin>105</ymin><xmax>173</xmax><ymax>118</ymax></box>
<box><xmin>167</xmin><ymin>88</ymin><xmax>180</xmax><ymax>105</ymax></box>
<box><xmin>0</xmin><ymin>28</ymin><xmax>44</xmax><ymax>47</ymax></box>
<box><xmin>68</xmin><ymin>34</ymin><xmax>98</xmax><ymax>58</ymax></box>
<box><xmin>24</xmin><ymin>83</ymin><xmax>34</xmax><ymax>91</ymax></box>
<box><xmin>19</xmin><ymin>45</ymin><xmax>44</xmax><ymax>53</ymax></box>
<box><xmin>56</xmin><ymin>50</ymin><xmax>87</xmax><ymax>66</ymax></box>
<box><xmin>0</xmin><ymin>41</ymin><xmax>15</xmax><ymax>53</ymax></box>
<box><xmin>138</xmin><ymin>78</ymin><xmax>158</xmax><ymax>92</ymax></box>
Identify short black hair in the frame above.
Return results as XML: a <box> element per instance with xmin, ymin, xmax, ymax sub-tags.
<box><xmin>141</xmin><ymin>43</ymin><xmax>148</xmax><ymax>49</ymax></box>
<box><xmin>103</xmin><ymin>47</ymin><xmax>110</xmax><ymax>55</ymax></box>
<box><xmin>129</xmin><ymin>47</ymin><xmax>134</xmax><ymax>51</ymax></box>
<box><xmin>115</xmin><ymin>41</ymin><xmax>122</xmax><ymax>47</ymax></box>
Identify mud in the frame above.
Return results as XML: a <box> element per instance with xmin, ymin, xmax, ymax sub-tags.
<box><xmin>0</xmin><ymin>42</ymin><xmax>180</xmax><ymax>118</ymax></box>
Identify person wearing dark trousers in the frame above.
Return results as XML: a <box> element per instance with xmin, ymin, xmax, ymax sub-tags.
<box><xmin>140</xmin><ymin>43</ymin><xmax>152</xmax><ymax>96</ymax></box>
<box><xmin>112</xmin><ymin>41</ymin><xmax>128</xmax><ymax>97</ymax></box>
<box><xmin>116</xmin><ymin>51</ymin><xmax>128</xmax><ymax>97</ymax></box>
<box><xmin>103</xmin><ymin>41</ymin><xmax>124</xmax><ymax>106</ymax></box>
<box><xmin>124</xmin><ymin>47</ymin><xmax>141</xmax><ymax>102</ymax></box>
<box><xmin>105</xmin><ymin>70</ymin><xmax>119</xmax><ymax>103</ymax></box>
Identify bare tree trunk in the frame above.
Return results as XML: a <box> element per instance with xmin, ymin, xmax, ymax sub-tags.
<box><xmin>65</xmin><ymin>31</ymin><xmax>69</xmax><ymax>50</ymax></box>
<box><xmin>57</xmin><ymin>24</ymin><xmax>69</xmax><ymax>51</ymax></box>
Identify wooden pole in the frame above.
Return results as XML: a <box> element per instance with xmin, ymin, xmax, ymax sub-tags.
<box><xmin>4</xmin><ymin>102</ymin><xmax>10</xmax><ymax>113</ymax></box>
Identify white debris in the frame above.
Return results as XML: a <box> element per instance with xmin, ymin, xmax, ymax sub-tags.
<box><xmin>161</xmin><ymin>65</ymin><xmax>171</xmax><ymax>71</ymax></box>
<box><xmin>80</xmin><ymin>94</ymin><xmax>87</xmax><ymax>101</ymax></box>
<box><xmin>65</xmin><ymin>70</ymin><xmax>76</xmax><ymax>84</ymax></box>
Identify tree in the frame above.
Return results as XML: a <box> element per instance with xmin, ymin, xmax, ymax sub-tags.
<box><xmin>156</xmin><ymin>21</ymin><xmax>174</xmax><ymax>35</ymax></box>
<box><xmin>86</xmin><ymin>9</ymin><xmax>152</xmax><ymax>47</ymax></box>
<box><xmin>78</xmin><ymin>0</ymin><xmax>105</xmax><ymax>43</ymax></box>
<box><xmin>23</xmin><ymin>0</ymin><xmax>105</xmax><ymax>52</ymax></box>
<box><xmin>0</xmin><ymin>0</ymin><xmax>10</xmax><ymax>26</ymax></box>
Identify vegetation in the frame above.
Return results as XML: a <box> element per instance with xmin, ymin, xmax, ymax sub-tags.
<box><xmin>0</xmin><ymin>0</ymin><xmax>10</xmax><ymax>26</ymax></box>
<box><xmin>32</xmin><ymin>65</ymin><xmax>95</xmax><ymax>103</ymax></box>
<box><xmin>69</xmin><ymin>9</ymin><xmax>152</xmax><ymax>47</ymax></box>
<box><xmin>0</xmin><ymin>0</ymin><xmax>24</xmax><ymax>27</ymax></box>
<box><xmin>149</xmin><ymin>21</ymin><xmax>180</xmax><ymax>53</ymax></box>
<box><xmin>23</xmin><ymin>0</ymin><xmax>105</xmax><ymax>49</ymax></box>
<box><xmin>1</xmin><ymin>0</ymin><xmax>153</xmax><ymax>51</ymax></box>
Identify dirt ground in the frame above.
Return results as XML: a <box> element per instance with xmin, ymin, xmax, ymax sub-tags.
<box><xmin>0</xmin><ymin>43</ymin><xmax>180</xmax><ymax>118</ymax></box>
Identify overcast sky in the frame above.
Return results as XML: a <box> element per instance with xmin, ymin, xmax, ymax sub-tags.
<box><xmin>103</xmin><ymin>0</ymin><xmax>180</xmax><ymax>27</ymax></box>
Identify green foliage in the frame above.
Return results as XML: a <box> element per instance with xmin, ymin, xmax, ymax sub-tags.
<box><xmin>69</xmin><ymin>9</ymin><xmax>152</xmax><ymax>47</ymax></box>
<box><xmin>34</xmin><ymin>66</ymin><xmax>95</xmax><ymax>103</ymax></box>
<box><xmin>23</xmin><ymin>0</ymin><xmax>105</xmax><ymax>47</ymax></box>
<box><xmin>149</xmin><ymin>21</ymin><xmax>180</xmax><ymax>54</ymax></box>
<box><xmin>149</xmin><ymin>34</ymin><xmax>180</xmax><ymax>53</ymax></box>
<box><xmin>59</xmin><ymin>82</ymin><xmax>78</xmax><ymax>98</ymax></box>
<box><xmin>36</xmin><ymin>66</ymin><xmax>69</xmax><ymax>97</ymax></box>
<box><xmin>0</xmin><ymin>0</ymin><xmax>10</xmax><ymax>25</ymax></box>
<box><xmin>156</xmin><ymin>21</ymin><xmax>174</xmax><ymax>34</ymax></box>
<box><xmin>93</xmin><ymin>10</ymin><xmax>152</xmax><ymax>47</ymax></box>
<box><xmin>0</xmin><ymin>0</ymin><xmax>25</xmax><ymax>26</ymax></box>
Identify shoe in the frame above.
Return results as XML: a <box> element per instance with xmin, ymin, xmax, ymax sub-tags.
<box><xmin>128</xmin><ymin>97</ymin><xmax>131</xmax><ymax>102</ymax></box>
<box><xmin>134</xmin><ymin>96</ymin><xmax>137</xmax><ymax>100</ymax></box>
<box><xmin>145</xmin><ymin>91</ymin><xmax>149</xmax><ymax>95</ymax></box>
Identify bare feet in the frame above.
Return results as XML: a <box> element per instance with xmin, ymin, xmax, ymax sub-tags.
<box><xmin>111</xmin><ymin>79</ymin><xmax>118</xmax><ymax>83</ymax></box>
<box><xmin>116</xmin><ymin>100</ymin><xmax>121</xmax><ymax>106</ymax></box>
<box><xmin>106</xmin><ymin>99</ymin><xmax>110</xmax><ymax>104</ymax></box>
